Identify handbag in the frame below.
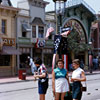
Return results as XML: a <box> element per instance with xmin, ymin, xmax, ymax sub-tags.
<box><xmin>64</xmin><ymin>92</ymin><xmax>72</xmax><ymax>100</ymax></box>
<box><xmin>81</xmin><ymin>81</ymin><xmax>87</xmax><ymax>92</ymax></box>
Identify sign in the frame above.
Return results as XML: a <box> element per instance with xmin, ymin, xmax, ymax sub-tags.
<box><xmin>2</xmin><ymin>38</ymin><xmax>16</xmax><ymax>46</ymax></box>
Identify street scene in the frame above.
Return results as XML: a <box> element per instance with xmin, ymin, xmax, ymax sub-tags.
<box><xmin>0</xmin><ymin>0</ymin><xmax>100</xmax><ymax>100</ymax></box>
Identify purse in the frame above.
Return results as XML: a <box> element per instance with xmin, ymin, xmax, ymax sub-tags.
<box><xmin>81</xmin><ymin>81</ymin><xmax>87</xmax><ymax>92</ymax></box>
<box><xmin>64</xmin><ymin>92</ymin><xmax>72</xmax><ymax>100</ymax></box>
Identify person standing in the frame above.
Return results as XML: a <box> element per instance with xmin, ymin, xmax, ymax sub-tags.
<box><xmin>71</xmin><ymin>59</ymin><xmax>86</xmax><ymax>100</ymax></box>
<box><xmin>52</xmin><ymin>59</ymin><xmax>69</xmax><ymax>100</ymax></box>
<box><xmin>28</xmin><ymin>56</ymin><xmax>37</xmax><ymax>74</ymax></box>
<box><xmin>34</xmin><ymin>58</ymin><xmax>48</xmax><ymax>100</ymax></box>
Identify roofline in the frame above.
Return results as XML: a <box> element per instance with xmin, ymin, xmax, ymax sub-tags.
<box><xmin>66</xmin><ymin>0</ymin><xmax>96</xmax><ymax>15</ymax></box>
<box><xmin>0</xmin><ymin>4</ymin><xmax>20</xmax><ymax>12</ymax></box>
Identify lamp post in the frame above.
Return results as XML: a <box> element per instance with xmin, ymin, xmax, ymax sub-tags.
<box><xmin>53</xmin><ymin>0</ymin><xmax>67</xmax><ymax>35</ymax></box>
<box><xmin>88</xmin><ymin>41</ymin><xmax>93</xmax><ymax>73</ymax></box>
<box><xmin>53</xmin><ymin>0</ymin><xmax>67</xmax><ymax>59</ymax></box>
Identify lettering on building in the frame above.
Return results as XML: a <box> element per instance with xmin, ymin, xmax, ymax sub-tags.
<box><xmin>2</xmin><ymin>38</ymin><xmax>16</xmax><ymax>46</ymax></box>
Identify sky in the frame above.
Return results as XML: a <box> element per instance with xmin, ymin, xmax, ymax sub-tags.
<box><xmin>10</xmin><ymin>0</ymin><xmax>100</xmax><ymax>14</ymax></box>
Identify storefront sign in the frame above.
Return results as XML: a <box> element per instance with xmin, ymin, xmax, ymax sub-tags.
<box><xmin>2</xmin><ymin>38</ymin><xmax>15</xmax><ymax>46</ymax></box>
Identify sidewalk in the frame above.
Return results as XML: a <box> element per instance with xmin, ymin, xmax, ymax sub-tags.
<box><xmin>0</xmin><ymin>74</ymin><xmax>52</xmax><ymax>84</ymax></box>
<box><xmin>0</xmin><ymin>70</ymin><xmax>100</xmax><ymax>84</ymax></box>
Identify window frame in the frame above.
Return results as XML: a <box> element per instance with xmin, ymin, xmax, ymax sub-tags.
<box><xmin>32</xmin><ymin>25</ymin><xmax>36</xmax><ymax>38</ymax></box>
<box><xmin>1</xmin><ymin>19</ymin><xmax>7</xmax><ymax>34</ymax></box>
<box><xmin>38</xmin><ymin>26</ymin><xmax>44</xmax><ymax>38</ymax></box>
<box><xmin>0</xmin><ymin>55</ymin><xmax>11</xmax><ymax>66</ymax></box>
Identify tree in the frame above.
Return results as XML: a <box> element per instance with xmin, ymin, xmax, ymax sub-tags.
<box><xmin>67</xmin><ymin>30</ymin><xmax>91</xmax><ymax>54</ymax></box>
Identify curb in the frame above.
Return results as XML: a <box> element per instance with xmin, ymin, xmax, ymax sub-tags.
<box><xmin>0</xmin><ymin>72</ymin><xmax>100</xmax><ymax>84</ymax></box>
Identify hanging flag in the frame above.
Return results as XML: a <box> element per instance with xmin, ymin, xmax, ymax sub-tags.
<box><xmin>54</xmin><ymin>35</ymin><xmax>62</xmax><ymax>54</ymax></box>
<box><xmin>62</xmin><ymin>55</ymin><xmax>68</xmax><ymax>70</ymax></box>
<box><xmin>38</xmin><ymin>40</ymin><xmax>45</xmax><ymax>47</ymax></box>
<box><xmin>35</xmin><ymin>39</ymin><xmax>45</xmax><ymax>48</ymax></box>
<box><xmin>61</xmin><ymin>27</ymin><xmax>72</xmax><ymax>32</ymax></box>
<box><xmin>61</xmin><ymin>27</ymin><xmax>72</xmax><ymax>37</ymax></box>
<box><xmin>45</xmin><ymin>27</ymin><xmax>54</xmax><ymax>40</ymax></box>
<box><xmin>35</xmin><ymin>38</ymin><xmax>39</xmax><ymax>48</ymax></box>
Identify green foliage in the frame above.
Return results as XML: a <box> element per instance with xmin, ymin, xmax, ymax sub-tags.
<box><xmin>67</xmin><ymin>30</ymin><xmax>90</xmax><ymax>54</ymax></box>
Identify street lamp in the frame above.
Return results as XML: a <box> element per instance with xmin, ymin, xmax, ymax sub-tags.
<box><xmin>53</xmin><ymin>0</ymin><xmax>67</xmax><ymax>59</ymax></box>
<box><xmin>53</xmin><ymin>0</ymin><xmax>67</xmax><ymax>34</ymax></box>
<box><xmin>88</xmin><ymin>41</ymin><xmax>93</xmax><ymax>73</ymax></box>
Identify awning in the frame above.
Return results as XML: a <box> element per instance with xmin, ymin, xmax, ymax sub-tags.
<box><xmin>0</xmin><ymin>46</ymin><xmax>21</xmax><ymax>55</ymax></box>
<box><xmin>31</xmin><ymin>17</ymin><xmax>45</xmax><ymax>26</ymax></box>
<box><xmin>22</xmin><ymin>24</ymin><xmax>31</xmax><ymax>32</ymax></box>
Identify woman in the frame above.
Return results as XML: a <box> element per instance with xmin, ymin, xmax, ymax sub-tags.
<box><xmin>34</xmin><ymin>58</ymin><xmax>48</xmax><ymax>100</ymax></box>
<box><xmin>71</xmin><ymin>59</ymin><xmax>86</xmax><ymax>100</ymax></box>
<box><xmin>52</xmin><ymin>59</ymin><xmax>69</xmax><ymax>100</ymax></box>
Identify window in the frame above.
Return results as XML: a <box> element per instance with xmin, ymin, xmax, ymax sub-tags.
<box><xmin>22</xmin><ymin>32</ymin><xmax>27</xmax><ymax>37</ymax></box>
<box><xmin>48</xmin><ymin>35</ymin><xmax>52</xmax><ymax>39</ymax></box>
<box><xmin>38</xmin><ymin>26</ymin><xmax>44</xmax><ymax>38</ymax></box>
<box><xmin>1</xmin><ymin>19</ymin><xmax>7</xmax><ymax>34</ymax></box>
<box><xmin>32</xmin><ymin>26</ymin><xmax>36</xmax><ymax>38</ymax></box>
<box><xmin>0</xmin><ymin>55</ymin><xmax>11</xmax><ymax>66</ymax></box>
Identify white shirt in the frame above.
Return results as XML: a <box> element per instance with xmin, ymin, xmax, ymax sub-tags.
<box><xmin>72</xmin><ymin>67</ymin><xmax>84</xmax><ymax>79</ymax></box>
<box><xmin>29</xmin><ymin>58</ymin><xmax>36</xmax><ymax>74</ymax></box>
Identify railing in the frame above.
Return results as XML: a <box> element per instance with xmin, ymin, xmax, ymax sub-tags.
<box><xmin>45</xmin><ymin>39</ymin><xmax>54</xmax><ymax>47</ymax></box>
<box><xmin>32</xmin><ymin>38</ymin><xmax>54</xmax><ymax>47</ymax></box>
<box><xmin>18</xmin><ymin>37</ymin><xmax>31</xmax><ymax>44</ymax></box>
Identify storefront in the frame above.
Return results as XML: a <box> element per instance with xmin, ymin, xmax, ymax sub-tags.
<box><xmin>0</xmin><ymin>38</ymin><xmax>21</xmax><ymax>77</ymax></box>
<box><xmin>33</xmin><ymin>39</ymin><xmax>53</xmax><ymax>73</ymax></box>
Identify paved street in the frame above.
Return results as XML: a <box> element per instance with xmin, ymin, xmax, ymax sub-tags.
<box><xmin>0</xmin><ymin>73</ymin><xmax>100</xmax><ymax>100</ymax></box>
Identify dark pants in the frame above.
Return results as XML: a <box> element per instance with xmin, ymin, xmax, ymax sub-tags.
<box><xmin>72</xmin><ymin>81</ymin><xmax>82</xmax><ymax>100</ymax></box>
<box><xmin>38</xmin><ymin>79</ymin><xmax>48</xmax><ymax>94</ymax></box>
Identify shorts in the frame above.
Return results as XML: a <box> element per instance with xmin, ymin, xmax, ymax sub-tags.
<box><xmin>72</xmin><ymin>81</ymin><xmax>82</xmax><ymax>100</ymax></box>
<box><xmin>55</xmin><ymin>78</ymin><xmax>69</xmax><ymax>93</ymax></box>
<box><xmin>38</xmin><ymin>79</ymin><xmax>48</xmax><ymax>94</ymax></box>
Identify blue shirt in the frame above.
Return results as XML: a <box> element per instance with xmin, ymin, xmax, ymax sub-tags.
<box><xmin>54</xmin><ymin>67</ymin><xmax>67</xmax><ymax>79</ymax></box>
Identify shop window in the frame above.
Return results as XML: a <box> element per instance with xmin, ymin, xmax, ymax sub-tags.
<box><xmin>1</xmin><ymin>19</ymin><xmax>7</xmax><ymax>34</ymax></box>
<box><xmin>38</xmin><ymin>26</ymin><xmax>44</xmax><ymax>38</ymax></box>
<box><xmin>44</xmin><ymin>54</ymin><xmax>52</xmax><ymax>67</ymax></box>
<box><xmin>22</xmin><ymin>32</ymin><xmax>27</xmax><ymax>37</ymax></box>
<box><xmin>32</xmin><ymin>26</ymin><xmax>36</xmax><ymax>38</ymax></box>
<box><xmin>0</xmin><ymin>55</ymin><xmax>10</xmax><ymax>66</ymax></box>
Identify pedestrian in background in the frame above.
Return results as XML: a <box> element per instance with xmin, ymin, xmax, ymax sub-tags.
<box><xmin>52</xmin><ymin>59</ymin><xmax>69</xmax><ymax>100</ymax></box>
<box><xmin>28</xmin><ymin>56</ymin><xmax>37</xmax><ymax>74</ymax></box>
<box><xmin>93</xmin><ymin>56</ymin><xmax>98</xmax><ymax>70</ymax></box>
<box><xmin>71</xmin><ymin>59</ymin><xmax>86</xmax><ymax>100</ymax></box>
<box><xmin>34</xmin><ymin>58</ymin><xmax>48</xmax><ymax>100</ymax></box>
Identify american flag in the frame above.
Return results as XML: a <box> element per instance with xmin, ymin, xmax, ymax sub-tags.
<box><xmin>35</xmin><ymin>39</ymin><xmax>45</xmax><ymax>48</ymax></box>
<box><xmin>54</xmin><ymin>35</ymin><xmax>62</xmax><ymax>54</ymax></box>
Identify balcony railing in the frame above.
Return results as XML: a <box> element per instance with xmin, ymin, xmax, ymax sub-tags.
<box><xmin>18</xmin><ymin>37</ymin><xmax>31</xmax><ymax>44</ymax></box>
<box><xmin>45</xmin><ymin>39</ymin><xmax>54</xmax><ymax>47</ymax></box>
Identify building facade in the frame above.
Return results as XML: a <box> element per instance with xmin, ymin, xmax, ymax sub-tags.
<box><xmin>0</xmin><ymin>1</ymin><xmax>19</xmax><ymax>77</ymax></box>
<box><xmin>17</xmin><ymin>0</ymin><xmax>54</xmax><ymax>74</ymax></box>
<box><xmin>59</xmin><ymin>0</ymin><xmax>96</xmax><ymax>70</ymax></box>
